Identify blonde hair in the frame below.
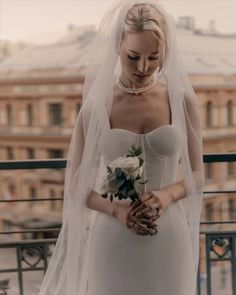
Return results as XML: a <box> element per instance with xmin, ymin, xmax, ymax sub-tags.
<box><xmin>123</xmin><ymin>4</ymin><xmax>169</xmax><ymax>70</ymax></box>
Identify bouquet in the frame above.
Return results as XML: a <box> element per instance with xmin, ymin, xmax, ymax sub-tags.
<box><xmin>99</xmin><ymin>145</ymin><xmax>148</xmax><ymax>204</ymax></box>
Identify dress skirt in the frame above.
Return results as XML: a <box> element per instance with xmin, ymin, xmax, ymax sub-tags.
<box><xmin>87</xmin><ymin>200</ymin><xmax>196</xmax><ymax>295</ymax></box>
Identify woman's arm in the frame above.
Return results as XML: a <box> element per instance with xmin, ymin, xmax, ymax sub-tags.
<box><xmin>162</xmin><ymin>179</ymin><xmax>187</xmax><ymax>202</ymax></box>
<box><xmin>86</xmin><ymin>189</ymin><xmax>118</xmax><ymax>217</ymax></box>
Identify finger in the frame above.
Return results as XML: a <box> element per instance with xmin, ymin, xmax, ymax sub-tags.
<box><xmin>131</xmin><ymin>198</ymin><xmax>142</xmax><ymax>210</ymax></box>
<box><xmin>136</xmin><ymin>226</ymin><xmax>158</xmax><ymax>236</ymax></box>
<box><xmin>140</xmin><ymin>191</ymin><xmax>153</xmax><ymax>202</ymax></box>
<box><xmin>128</xmin><ymin>216</ymin><xmax>157</xmax><ymax>234</ymax></box>
<box><xmin>134</xmin><ymin>218</ymin><xmax>154</xmax><ymax>231</ymax></box>
<box><xmin>131</xmin><ymin>203</ymin><xmax>147</xmax><ymax>215</ymax></box>
<box><xmin>149</xmin><ymin>211</ymin><xmax>161</xmax><ymax>225</ymax></box>
<box><xmin>132</xmin><ymin>196</ymin><xmax>158</xmax><ymax>215</ymax></box>
<box><xmin>135</xmin><ymin>206</ymin><xmax>152</xmax><ymax>217</ymax></box>
<box><xmin>135</xmin><ymin>225</ymin><xmax>158</xmax><ymax>236</ymax></box>
<box><xmin>128</xmin><ymin>221</ymin><xmax>154</xmax><ymax>236</ymax></box>
<box><xmin>140</xmin><ymin>218</ymin><xmax>158</xmax><ymax>228</ymax></box>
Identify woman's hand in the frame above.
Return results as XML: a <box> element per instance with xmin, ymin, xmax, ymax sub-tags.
<box><xmin>113</xmin><ymin>202</ymin><xmax>158</xmax><ymax>236</ymax></box>
<box><xmin>131</xmin><ymin>189</ymin><xmax>175</xmax><ymax>222</ymax></box>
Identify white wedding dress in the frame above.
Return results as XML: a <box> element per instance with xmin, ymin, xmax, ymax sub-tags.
<box><xmin>87</xmin><ymin>124</ymin><xmax>196</xmax><ymax>295</ymax></box>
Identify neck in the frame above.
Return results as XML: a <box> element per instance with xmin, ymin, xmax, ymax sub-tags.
<box><xmin>119</xmin><ymin>72</ymin><xmax>153</xmax><ymax>89</ymax></box>
<box><xmin>117</xmin><ymin>74</ymin><xmax>157</xmax><ymax>96</ymax></box>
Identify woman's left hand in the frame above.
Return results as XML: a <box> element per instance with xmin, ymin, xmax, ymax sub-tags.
<box><xmin>130</xmin><ymin>189</ymin><xmax>175</xmax><ymax>224</ymax></box>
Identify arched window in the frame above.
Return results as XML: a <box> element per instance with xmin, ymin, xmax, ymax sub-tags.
<box><xmin>227</xmin><ymin>100</ymin><xmax>233</xmax><ymax>126</ymax></box>
<box><xmin>206</xmin><ymin>101</ymin><xmax>213</xmax><ymax>127</ymax></box>
<box><xmin>27</xmin><ymin>104</ymin><xmax>33</xmax><ymax>126</ymax></box>
<box><xmin>50</xmin><ymin>189</ymin><xmax>56</xmax><ymax>210</ymax></box>
<box><xmin>6</xmin><ymin>104</ymin><xmax>12</xmax><ymax>126</ymax></box>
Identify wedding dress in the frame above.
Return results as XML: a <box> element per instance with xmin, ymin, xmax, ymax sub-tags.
<box><xmin>87</xmin><ymin>124</ymin><xmax>196</xmax><ymax>295</ymax></box>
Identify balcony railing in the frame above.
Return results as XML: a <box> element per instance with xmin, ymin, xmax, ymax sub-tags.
<box><xmin>0</xmin><ymin>153</ymin><xmax>236</xmax><ymax>295</ymax></box>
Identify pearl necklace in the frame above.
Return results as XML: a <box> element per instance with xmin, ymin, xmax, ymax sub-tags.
<box><xmin>117</xmin><ymin>75</ymin><xmax>157</xmax><ymax>96</ymax></box>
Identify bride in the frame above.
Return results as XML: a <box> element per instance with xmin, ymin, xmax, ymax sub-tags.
<box><xmin>39</xmin><ymin>1</ymin><xmax>205</xmax><ymax>295</ymax></box>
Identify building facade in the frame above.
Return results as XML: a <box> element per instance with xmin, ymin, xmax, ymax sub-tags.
<box><xmin>0</xmin><ymin>24</ymin><xmax>235</xmax><ymax>275</ymax></box>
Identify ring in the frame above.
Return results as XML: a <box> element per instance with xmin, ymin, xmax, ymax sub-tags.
<box><xmin>154</xmin><ymin>208</ymin><xmax>160</xmax><ymax>217</ymax></box>
<box><xmin>128</xmin><ymin>220</ymin><xmax>134</xmax><ymax>229</ymax></box>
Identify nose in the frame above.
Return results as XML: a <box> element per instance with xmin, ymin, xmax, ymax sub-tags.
<box><xmin>137</xmin><ymin>58</ymin><xmax>148</xmax><ymax>74</ymax></box>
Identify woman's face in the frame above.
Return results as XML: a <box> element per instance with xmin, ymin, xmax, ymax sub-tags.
<box><xmin>119</xmin><ymin>30</ymin><xmax>160</xmax><ymax>86</ymax></box>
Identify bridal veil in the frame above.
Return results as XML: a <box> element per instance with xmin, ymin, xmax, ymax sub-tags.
<box><xmin>39</xmin><ymin>1</ymin><xmax>205</xmax><ymax>294</ymax></box>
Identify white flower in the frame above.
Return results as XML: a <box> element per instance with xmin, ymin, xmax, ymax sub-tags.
<box><xmin>99</xmin><ymin>173</ymin><xmax>118</xmax><ymax>194</ymax></box>
<box><xmin>109</xmin><ymin>156</ymin><xmax>143</xmax><ymax>179</ymax></box>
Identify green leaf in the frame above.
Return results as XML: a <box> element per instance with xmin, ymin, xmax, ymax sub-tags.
<box><xmin>127</xmin><ymin>189</ymin><xmax>136</xmax><ymax>197</ymax></box>
<box><xmin>139</xmin><ymin>179</ymin><xmax>149</xmax><ymax>185</ymax></box>
<box><xmin>136</xmin><ymin>146</ymin><xmax>142</xmax><ymax>156</ymax></box>
<box><xmin>107</xmin><ymin>166</ymin><xmax>112</xmax><ymax>174</ymax></box>
<box><xmin>139</xmin><ymin>158</ymin><xmax>144</xmax><ymax>167</ymax></box>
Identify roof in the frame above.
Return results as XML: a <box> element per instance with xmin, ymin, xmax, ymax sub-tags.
<box><xmin>0</xmin><ymin>25</ymin><xmax>235</xmax><ymax>79</ymax></box>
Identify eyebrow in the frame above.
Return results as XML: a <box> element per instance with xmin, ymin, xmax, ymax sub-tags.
<box><xmin>128</xmin><ymin>49</ymin><xmax>159</xmax><ymax>55</ymax></box>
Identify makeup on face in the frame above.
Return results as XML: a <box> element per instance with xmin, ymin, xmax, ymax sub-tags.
<box><xmin>120</xmin><ymin>31</ymin><xmax>161</xmax><ymax>87</ymax></box>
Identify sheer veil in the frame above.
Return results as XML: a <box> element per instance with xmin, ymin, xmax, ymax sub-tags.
<box><xmin>39</xmin><ymin>1</ymin><xmax>205</xmax><ymax>294</ymax></box>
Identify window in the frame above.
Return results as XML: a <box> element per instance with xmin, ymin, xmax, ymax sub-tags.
<box><xmin>206</xmin><ymin>101</ymin><xmax>213</xmax><ymax>127</ymax></box>
<box><xmin>227</xmin><ymin>100</ymin><xmax>233</xmax><ymax>126</ymax></box>
<box><xmin>205</xmin><ymin>163</ymin><xmax>213</xmax><ymax>180</ymax></box>
<box><xmin>6</xmin><ymin>104</ymin><xmax>12</xmax><ymax>126</ymax></box>
<box><xmin>7</xmin><ymin>147</ymin><xmax>14</xmax><ymax>160</ymax></box>
<box><xmin>48</xmin><ymin>149</ymin><xmax>64</xmax><ymax>159</ymax></box>
<box><xmin>27</xmin><ymin>148</ymin><xmax>35</xmax><ymax>159</ymax></box>
<box><xmin>8</xmin><ymin>184</ymin><xmax>16</xmax><ymax>200</ymax></box>
<box><xmin>29</xmin><ymin>187</ymin><xmax>37</xmax><ymax>207</ymax></box>
<box><xmin>227</xmin><ymin>162</ymin><xmax>234</xmax><ymax>177</ymax></box>
<box><xmin>205</xmin><ymin>203</ymin><xmax>213</xmax><ymax>221</ymax></box>
<box><xmin>50</xmin><ymin>189</ymin><xmax>56</xmax><ymax>210</ymax></box>
<box><xmin>228</xmin><ymin>199</ymin><xmax>236</xmax><ymax>220</ymax></box>
<box><xmin>48</xmin><ymin>103</ymin><xmax>62</xmax><ymax>125</ymax></box>
<box><xmin>27</xmin><ymin>104</ymin><xmax>33</xmax><ymax>126</ymax></box>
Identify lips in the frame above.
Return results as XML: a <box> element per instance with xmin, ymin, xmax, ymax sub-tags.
<box><xmin>134</xmin><ymin>74</ymin><xmax>150</xmax><ymax>78</ymax></box>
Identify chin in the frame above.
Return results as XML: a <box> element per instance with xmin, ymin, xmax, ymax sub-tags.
<box><xmin>133</xmin><ymin>74</ymin><xmax>152</xmax><ymax>84</ymax></box>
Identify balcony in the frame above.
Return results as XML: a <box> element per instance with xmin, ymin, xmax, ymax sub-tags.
<box><xmin>0</xmin><ymin>154</ymin><xmax>236</xmax><ymax>295</ymax></box>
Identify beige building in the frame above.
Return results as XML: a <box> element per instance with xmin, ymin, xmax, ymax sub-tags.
<box><xmin>0</xmin><ymin>22</ymin><xmax>235</xmax><ymax>259</ymax></box>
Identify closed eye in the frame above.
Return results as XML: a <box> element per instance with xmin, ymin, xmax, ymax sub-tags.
<box><xmin>128</xmin><ymin>55</ymin><xmax>159</xmax><ymax>61</ymax></box>
<box><xmin>148</xmin><ymin>56</ymin><xmax>159</xmax><ymax>60</ymax></box>
<box><xmin>128</xmin><ymin>55</ymin><xmax>139</xmax><ymax>60</ymax></box>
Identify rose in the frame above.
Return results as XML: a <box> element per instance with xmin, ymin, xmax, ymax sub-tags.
<box><xmin>99</xmin><ymin>156</ymin><xmax>143</xmax><ymax>195</ymax></box>
<box><xmin>99</xmin><ymin>173</ymin><xmax>118</xmax><ymax>194</ymax></box>
<box><xmin>108</xmin><ymin>156</ymin><xmax>143</xmax><ymax>179</ymax></box>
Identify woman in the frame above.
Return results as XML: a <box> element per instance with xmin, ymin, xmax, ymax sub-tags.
<box><xmin>39</xmin><ymin>1</ymin><xmax>204</xmax><ymax>295</ymax></box>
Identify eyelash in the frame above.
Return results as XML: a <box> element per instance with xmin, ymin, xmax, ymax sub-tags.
<box><xmin>127</xmin><ymin>55</ymin><xmax>159</xmax><ymax>61</ymax></box>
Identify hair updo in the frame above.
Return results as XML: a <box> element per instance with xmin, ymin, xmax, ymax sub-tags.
<box><xmin>122</xmin><ymin>3</ymin><xmax>169</xmax><ymax>71</ymax></box>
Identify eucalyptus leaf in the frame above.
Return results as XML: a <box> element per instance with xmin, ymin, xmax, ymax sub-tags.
<box><xmin>107</xmin><ymin>166</ymin><xmax>112</xmax><ymax>174</ymax></box>
<box><xmin>139</xmin><ymin>158</ymin><xmax>144</xmax><ymax>167</ymax></box>
<box><xmin>101</xmin><ymin>193</ymin><xmax>108</xmax><ymax>199</ymax></box>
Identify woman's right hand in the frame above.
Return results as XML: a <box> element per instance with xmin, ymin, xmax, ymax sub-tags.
<box><xmin>113</xmin><ymin>202</ymin><xmax>158</xmax><ymax>236</ymax></box>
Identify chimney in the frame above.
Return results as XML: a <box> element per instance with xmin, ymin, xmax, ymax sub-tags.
<box><xmin>67</xmin><ymin>24</ymin><xmax>75</xmax><ymax>32</ymax></box>
<box><xmin>209</xmin><ymin>20</ymin><xmax>217</xmax><ymax>34</ymax></box>
<box><xmin>179</xmin><ymin>16</ymin><xmax>195</xmax><ymax>31</ymax></box>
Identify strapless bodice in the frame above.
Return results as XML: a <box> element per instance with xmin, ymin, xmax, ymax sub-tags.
<box><xmin>99</xmin><ymin>125</ymin><xmax>183</xmax><ymax>194</ymax></box>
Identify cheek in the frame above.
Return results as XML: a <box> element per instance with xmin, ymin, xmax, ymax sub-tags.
<box><xmin>120</xmin><ymin>56</ymin><xmax>135</xmax><ymax>72</ymax></box>
<box><xmin>150</xmin><ymin>61</ymin><xmax>160</xmax><ymax>72</ymax></box>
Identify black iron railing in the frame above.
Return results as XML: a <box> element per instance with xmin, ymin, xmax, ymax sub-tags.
<box><xmin>0</xmin><ymin>153</ymin><xmax>236</xmax><ymax>295</ymax></box>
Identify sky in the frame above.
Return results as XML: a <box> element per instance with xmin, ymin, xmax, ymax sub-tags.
<box><xmin>0</xmin><ymin>0</ymin><xmax>235</xmax><ymax>44</ymax></box>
